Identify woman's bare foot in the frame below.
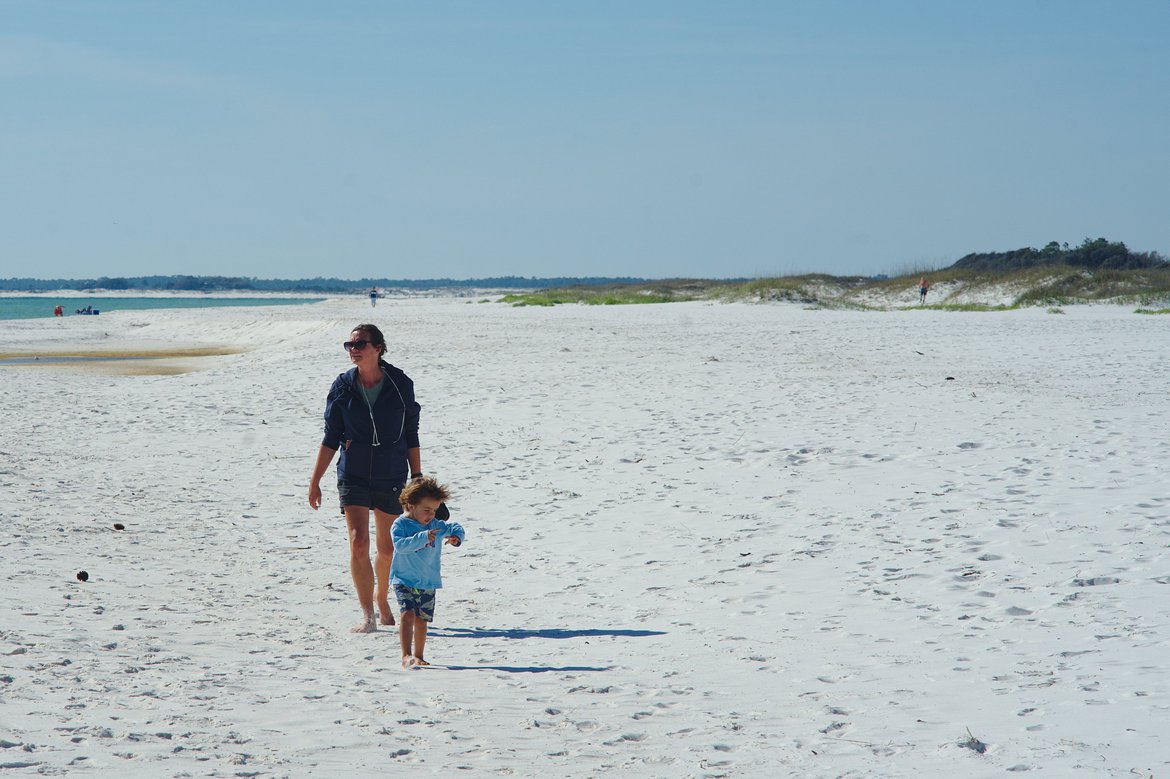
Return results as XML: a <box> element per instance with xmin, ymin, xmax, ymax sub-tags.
<box><xmin>350</xmin><ymin>612</ymin><xmax>377</xmax><ymax>634</ymax></box>
<box><xmin>377</xmin><ymin>602</ymin><xmax>395</xmax><ymax>626</ymax></box>
<box><xmin>402</xmin><ymin>655</ymin><xmax>420</xmax><ymax>668</ymax></box>
<box><xmin>413</xmin><ymin>657</ymin><xmax>430</xmax><ymax>666</ymax></box>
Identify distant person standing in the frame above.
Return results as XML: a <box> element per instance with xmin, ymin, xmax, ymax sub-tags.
<box><xmin>369</xmin><ymin>287</ymin><xmax>379</xmax><ymax>308</ymax></box>
<box><xmin>308</xmin><ymin>323</ymin><xmax>424</xmax><ymax>634</ymax></box>
<box><xmin>918</xmin><ymin>277</ymin><xmax>931</xmax><ymax>304</ymax></box>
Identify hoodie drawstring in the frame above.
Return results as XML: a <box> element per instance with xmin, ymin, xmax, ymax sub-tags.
<box><xmin>359</xmin><ymin>365</ymin><xmax>406</xmax><ymax>447</ymax></box>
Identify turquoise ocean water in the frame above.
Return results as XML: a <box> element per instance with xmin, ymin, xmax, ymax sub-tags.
<box><xmin>0</xmin><ymin>296</ymin><xmax>324</xmax><ymax>321</ymax></box>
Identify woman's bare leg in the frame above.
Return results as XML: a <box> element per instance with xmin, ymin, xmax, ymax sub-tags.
<box><xmin>344</xmin><ymin>505</ymin><xmax>377</xmax><ymax>633</ymax></box>
<box><xmin>373</xmin><ymin>510</ymin><xmax>396</xmax><ymax>625</ymax></box>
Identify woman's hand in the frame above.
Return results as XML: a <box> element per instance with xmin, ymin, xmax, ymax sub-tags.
<box><xmin>308</xmin><ymin>446</ymin><xmax>336</xmax><ymax>511</ymax></box>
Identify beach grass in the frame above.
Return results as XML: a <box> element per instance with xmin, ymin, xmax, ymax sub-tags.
<box><xmin>1012</xmin><ymin>267</ymin><xmax>1170</xmax><ymax>306</ymax></box>
<box><xmin>903</xmin><ymin>303</ymin><xmax>1019</xmax><ymax>312</ymax></box>
<box><xmin>498</xmin><ymin>266</ymin><xmax>1170</xmax><ymax>310</ymax></box>
<box><xmin>501</xmin><ymin>280</ymin><xmax>715</xmax><ymax>306</ymax></box>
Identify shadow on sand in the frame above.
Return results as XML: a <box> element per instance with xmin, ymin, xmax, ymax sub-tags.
<box><xmin>419</xmin><ymin>627</ymin><xmax>665</xmax><ymax>673</ymax></box>
<box><xmin>429</xmin><ymin>627</ymin><xmax>666</xmax><ymax>640</ymax></box>
<box><xmin>435</xmin><ymin>664</ymin><xmax>611</xmax><ymax>673</ymax></box>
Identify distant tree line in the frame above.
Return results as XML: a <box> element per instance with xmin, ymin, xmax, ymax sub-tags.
<box><xmin>951</xmin><ymin>238</ymin><xmax>1167</xmax><ymax>272</ymax></box>
<box><xmin>0</xmin><ymin>275</ymin><xmax>649</xmax><ymax>293</ymax></box>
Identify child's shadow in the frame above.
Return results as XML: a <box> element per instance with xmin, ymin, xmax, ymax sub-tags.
<box><xmin>430</xmin><ymin>627</ymin><xmax>666</xmax><ymax>640</ymax></box>
<box><xmin>427</xmin><ymin>627</ymin><xmax>667</xmax><ymax>673</ymax></box>
<box><xmin>436</xmin><ymin>664</ymin><xmax>611</xmax><ymax>673</ymax></box>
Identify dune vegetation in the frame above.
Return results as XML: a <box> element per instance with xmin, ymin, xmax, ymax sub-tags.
<box><xmin>499</xmin><ymin>268</ymin><xmax>1170</xmax><ymax>310</ymax></box>
<box><xmin>502</xmin><ymin>238</ymin><xmax>1170</xmax><ymax>310</ymax></box>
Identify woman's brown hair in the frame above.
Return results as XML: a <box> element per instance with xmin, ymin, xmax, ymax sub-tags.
<box><xmin>351</xmin><ymin>323</ymin><xmax>387</xmax><ymax>358</ymax></box>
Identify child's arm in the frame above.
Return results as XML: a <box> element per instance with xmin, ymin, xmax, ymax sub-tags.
<box><xmin>392</xmin><ymin>520</ymin><xmax>438</xmax><ymax>552</ymax></box>
<box><xmin>441</xmin><ymin>521</ymin><xmax>466</xmax><ymax>547</ymax></box>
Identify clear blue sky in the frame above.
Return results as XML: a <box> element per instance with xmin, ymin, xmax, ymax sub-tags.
<box><xmin>2</xmin><ymin>1</ymin><xmax>1167</xmax><ymax>280</ymax></box>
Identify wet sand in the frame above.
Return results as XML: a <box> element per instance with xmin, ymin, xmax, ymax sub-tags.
<box><xmin>0</xmin><ymin>347</ymin><xmax>249</xmax><ymax>375</ymax></box>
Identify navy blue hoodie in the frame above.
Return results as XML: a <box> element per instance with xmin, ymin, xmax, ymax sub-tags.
<box><xmin>321</xmin><ymin>361</ymin><xmax>420</xmax><ymax>488</ymax></box>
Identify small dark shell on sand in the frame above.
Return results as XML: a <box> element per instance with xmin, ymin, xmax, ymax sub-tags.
<box><xmin>76</xmin><ymin>570</ymin><xmax>89</xmax><ymax>582</ymax></box>
<box><xmin>113</xmin><ymin>523</ymin><xmax>125</xmax><ymax>530</ymax></box>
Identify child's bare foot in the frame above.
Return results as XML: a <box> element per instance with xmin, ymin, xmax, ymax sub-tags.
<box><xmin>402</xmin><ymin>655</ymin><xmax>420</xmax><ymax>668</ymax></box>
<box><xmin>413</xmin><ymin>657</ymin><xmax>430</xmax><ymax>666</ymax></box>
<box><xmin>377</xmin><ymin>603</ymin><xmax>395</xmax><ymax>626</ymax></box>
<box><xmin>350</xmin><ymin>613</ymin><xmax>377</xmax><ymax>634</ymax></box>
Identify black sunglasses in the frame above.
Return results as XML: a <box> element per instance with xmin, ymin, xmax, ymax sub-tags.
<box><xmin>343</xmin><ymin>339</ymin><xmax>377</xmax><ymax>351</ymax></box>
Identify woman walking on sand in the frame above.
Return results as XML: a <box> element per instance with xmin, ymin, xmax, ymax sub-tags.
<box><xmin>308</xmin><ymin>323</ymin><xmax>424</xmax><ymax>633</ymax></box>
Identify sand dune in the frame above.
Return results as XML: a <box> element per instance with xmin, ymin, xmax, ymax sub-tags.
<box><xmin>2</xmin><ymin>298</ymin><xmax>1167</xmax><ymax>777</ymax></box>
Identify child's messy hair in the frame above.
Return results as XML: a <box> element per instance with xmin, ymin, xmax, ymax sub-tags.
<box><xmin>400</xmin><ymin>476</ymin><xmax>450</xmax><ymax>507</ymax></box>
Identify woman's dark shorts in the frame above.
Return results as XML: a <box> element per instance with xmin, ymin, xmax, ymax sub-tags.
<box><xmin>338</xmin><ymin>482</ymin><xmax>403</xmax><ymax>516</ymax></box>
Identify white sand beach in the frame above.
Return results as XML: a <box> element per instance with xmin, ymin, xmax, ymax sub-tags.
<box><xmin>2</xmin><ymin>297</ymin><xmax>1169</xmax><ymax>777</ymax></box>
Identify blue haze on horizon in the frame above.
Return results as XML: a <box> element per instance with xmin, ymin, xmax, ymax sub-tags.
<box><xmin>1</xmin><ymin>1</ymin><xmax>1167</xmax><ymax>281</ymax></box>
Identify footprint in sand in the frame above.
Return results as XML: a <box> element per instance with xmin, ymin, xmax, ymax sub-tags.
<box><xmin>603</xmin><ymin>733</ymin><xmax>647</xmax><ymax>745</ymax></box>
<box><xmin>1072</xmin><ymin>577</ymin><xmax>1120</xmax><ymax>587</ymax></box>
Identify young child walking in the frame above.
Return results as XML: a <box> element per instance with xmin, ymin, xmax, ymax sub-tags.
<box><xmin>390</xmin><ymin>477</ymin><xmax>465</xmax><ymax>668</ymax></box>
